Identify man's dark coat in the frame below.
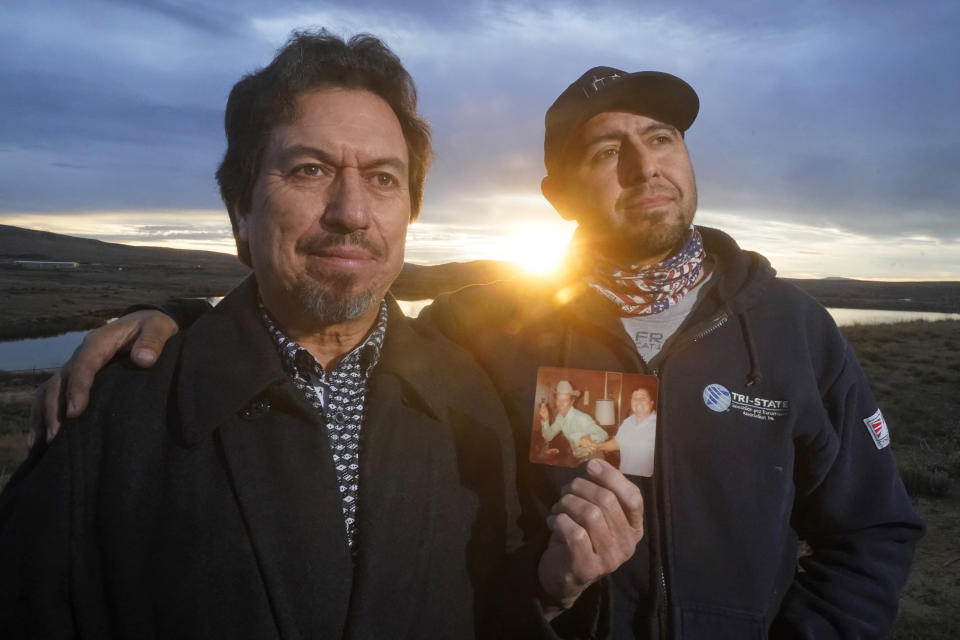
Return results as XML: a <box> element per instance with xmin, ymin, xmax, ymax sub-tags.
<box><xmin>0</xmin><ymin>277</ymin><xmax>523</xmax><ymax>639</ymax></box>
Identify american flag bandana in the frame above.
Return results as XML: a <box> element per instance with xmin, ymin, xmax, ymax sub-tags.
<box><xmin>585</xmin><ymin>227</ymin><xmax>705</xmax><ymax>316</ymax></box>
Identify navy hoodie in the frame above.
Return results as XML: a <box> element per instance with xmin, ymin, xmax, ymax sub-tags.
<box><xmin>423</xmin><ymin>226</ymin><xmax>924</xmax><ymax>639</ymax></box>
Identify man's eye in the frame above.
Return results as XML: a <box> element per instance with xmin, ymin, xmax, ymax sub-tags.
<box><xmin>593</xmin><ymin>148</ymin><xmax>619</xmax><ymax>162</ymax></box>
<box><xmin>651</xmin><ymin>134</ymin><xmax>672</xmax><ymax>145</ymax></box>
<box><xmin>372</xmin><ymin>173</ymin><xmax>397</xmax><ymax>188</ymax></box>
<box><xmin>294</xmin><ymin>164</ymin><xmax>325</xmax><ymax>177</ymax></box>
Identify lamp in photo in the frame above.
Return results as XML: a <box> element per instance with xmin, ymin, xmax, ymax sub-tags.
<box><xmin>595</xmin><ymin>399</ymin><xmax>616</xmax><ymax>426</ymax></box>
<box><xmin>595</xmin><ymin>371</ymin><xmax>622</xmax><ymax>427</ymax></box>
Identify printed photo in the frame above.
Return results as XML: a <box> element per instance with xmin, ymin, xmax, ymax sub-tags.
<box><xmin>530</xmin><ymin>366</ymin><xmax>659</xmax><ymax>476</ymax></box>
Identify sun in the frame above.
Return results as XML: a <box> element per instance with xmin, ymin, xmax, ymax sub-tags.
<box><xmin>500</xmin><ymin>222</ymin><xmax>577</xmax><ymax>275</ymax></box>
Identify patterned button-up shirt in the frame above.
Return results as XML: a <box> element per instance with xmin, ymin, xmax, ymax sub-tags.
<box><xmin>260</xmin><ymin>299</ymin><xmax>388</xmax><ymax>550</ymax></box>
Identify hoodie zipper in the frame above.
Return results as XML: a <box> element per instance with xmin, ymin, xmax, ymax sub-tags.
<box><xmin>652</xmin><ymin>362</ymin><xmax>670</xmax><ymax>640</ymax></box>
<box><xmin>614</xmin><ymin>340</ymin><xmax>671</xmax><ymax>639</ymax></box>
<box><xmin>638</xmin><ymin>349</ymin><xmax>670</xmax><ymax>640</ymax></box>
<box><xmin>690</xmin><ymin>311</ymin><xmax>729</xmax><ymax>343</ymax></box>
<box><xmin>648</xmin><ymin>310</ymin><xmax>730</xmax><ymax>639</ymax></box>
<box><xmin>657</xmin><ymin>565</ymin><xmax>669</xmax><ymax>639</ymax></box>
<box><xmin>566</xmin><ymin>307</ymin><xmax>732</xmax><ymax>639</ymax></box>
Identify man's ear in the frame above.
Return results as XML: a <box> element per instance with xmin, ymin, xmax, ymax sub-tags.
<box><xmin>230</xmin><ymin>209</ymin><xmax>253</xmax><ymax>268</ymax></box>
<box><xmin>541</xmin><ymin>175</ymin><xmax>576</xmax><ymax>221</ymax></box>
<box><xmin>236</xmin><ymin>212</ymin><xmax>249</xmax><ymax>242</ymax></box>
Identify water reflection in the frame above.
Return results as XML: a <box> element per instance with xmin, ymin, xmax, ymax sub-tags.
<box><xmin>0</xmin><ymin>331</ymin><xmax>87</xmax><ymax>371</ymax></box>
<box><xmin>828</xmin><ymin>308</ymin><xmax>960</xmax><ymax>326</ymax></box>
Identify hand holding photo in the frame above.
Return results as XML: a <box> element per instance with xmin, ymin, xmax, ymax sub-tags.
<box><xmin>530</xmin><ymin>366</ymin><xmax>658</xmax><ymax>476</ymax></box>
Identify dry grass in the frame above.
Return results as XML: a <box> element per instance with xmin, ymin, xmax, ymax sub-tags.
<box><xmin>0</xmin><ymin>371</ymin><xmax>44</xmax><ymax>488</ymax></box>
<box><xmin>842</xmin><ymin>320</ymin><xmax>960</xmax><ymax>639</ymax></box>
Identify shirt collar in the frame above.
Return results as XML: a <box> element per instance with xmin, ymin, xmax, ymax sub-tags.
<box><xmin>258</xmin><ymin>297</ymin><xmax>389</xmax><ymax>382</ymax></box>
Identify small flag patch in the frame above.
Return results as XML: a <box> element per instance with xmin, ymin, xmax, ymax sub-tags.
<box><xmin>863</xmin><ymin>409</ymin><xmax>890</xmax><ymax>449</ymax></box>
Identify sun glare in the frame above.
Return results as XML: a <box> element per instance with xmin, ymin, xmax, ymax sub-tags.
<box><xmin>499</xmin><ymin>223</ymin><xmax>576</xmax><ymax>275</ymax></box>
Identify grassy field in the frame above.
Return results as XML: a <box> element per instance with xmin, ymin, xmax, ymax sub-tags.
<box><xmin>0</xmin><ymin>223</ymin><xmax>250</xmax><ymax>339</ymax></box>
<box><xmin>844</xmin><ymin>320</ymin><xmax>960</xmax><ymax>639</ymax></box>
<box><xmin>0</xmin><ymin>320</ymin><xmax>958</xmax><ymax>636</ymax></box>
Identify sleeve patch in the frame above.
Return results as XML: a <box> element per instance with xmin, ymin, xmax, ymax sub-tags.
<box><xmin>863</xmin><ymin>409</ymin><xmax>891</xmax><ymax>449</ymax></box>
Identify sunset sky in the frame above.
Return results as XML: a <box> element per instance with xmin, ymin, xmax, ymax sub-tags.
<box><xmin>1</xmin><ymin>1</ymin><xmax>957</xmax><ymax>279</ymax></box>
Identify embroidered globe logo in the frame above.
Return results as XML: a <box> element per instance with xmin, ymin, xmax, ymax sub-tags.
<box><xmin>703</xmin><ymin>384</ymin><xmax>731</xmax><ymax>412</ymax></box>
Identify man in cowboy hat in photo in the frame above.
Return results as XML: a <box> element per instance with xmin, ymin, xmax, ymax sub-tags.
<box><xmin>538</xmin><ymin>380</ymin><xmax>611</xmax><ymax>461</ymax></box>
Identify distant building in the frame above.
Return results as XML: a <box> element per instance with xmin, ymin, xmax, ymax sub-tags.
<box><xmin>13</xmin><ymin>260</ymin><xmax>80</xmax><ymax>270</ymax></box>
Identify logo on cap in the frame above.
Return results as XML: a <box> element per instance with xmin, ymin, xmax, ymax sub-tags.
<box><xmin>583</xmin><ymin>72</ymin><xmax>622</xmax><ymax>97</ymax></box>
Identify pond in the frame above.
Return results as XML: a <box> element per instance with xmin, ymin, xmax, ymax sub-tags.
<box><xmin>827</xmin><ymin>308</ymin><xmax>960</xmax><ymax>326</ymax></box>
<box><xmin>1</xmin><ymin>306</ymin><xmax>958</xmax><ymax>372</ymax></box>
<box><xmin>0</xmin><ymin>330</ymin><xmax>89</xmax><ymax>372</ymax></box>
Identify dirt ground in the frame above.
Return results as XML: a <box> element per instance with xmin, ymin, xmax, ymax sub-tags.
<box><xmin>1</xmin><ymin>321</ymin><xmax>958</xmax><ymax>637</ymax></box>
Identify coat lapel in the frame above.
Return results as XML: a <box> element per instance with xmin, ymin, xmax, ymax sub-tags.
<box><xmin>177</xmin><ymin>276</ymin><xmax>354</xmax><ymax>638</ymax></box>
<box><xmin>218</xmin><ymin>399</ymin><xmax>354</xmax><ymax>640</ymax></box>
<box><xmin>343</xmin><ymin>302</ymin><xmax>447</xmax><ymax>636</ymax></box>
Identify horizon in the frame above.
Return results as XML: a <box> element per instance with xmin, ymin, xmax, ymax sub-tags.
<box><xmin>4</xmin><ymin>218</ymin><xmax>957</xmax><ymax>284</ymax></box>
<box><xmin>2</xmin><ymin>2</ymin><xmax>958</xmax><ymax>280</ymax></box>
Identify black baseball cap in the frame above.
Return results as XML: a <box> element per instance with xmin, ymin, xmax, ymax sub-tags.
<box><xmin>543</xmin><ymin>66</ymin><xmax>699</xmax><ymax>175</ymax></box>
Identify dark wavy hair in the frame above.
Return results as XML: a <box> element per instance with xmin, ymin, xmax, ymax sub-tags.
<box><xmin>216</xmin><ymin>30</ymin><xmax>433</xmax><ymax>265</ymax></box>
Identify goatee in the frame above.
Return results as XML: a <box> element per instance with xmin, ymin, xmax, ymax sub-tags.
<box><xmin>294</xmin><ymin>274</ymin><xmax>376</xmax><ymax>324</ymax></box>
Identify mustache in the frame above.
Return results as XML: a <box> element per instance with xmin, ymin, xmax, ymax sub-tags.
<box><xmin>296</xmin><ymin>232</ymin><xmax>385</xmax><ymax>259</ymax></box>
<box><xmin>616</xmin><ymin>186</ymin><xmax>677</xmax><ymax>208</ymax></box>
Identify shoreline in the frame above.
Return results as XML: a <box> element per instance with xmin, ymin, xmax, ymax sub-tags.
<box><xmin>0</xmin><ymin>312</ymin><xmax>125</xmax><ymax>342</ymax></box>
<box><xmin>3</xmin><ymin>299</ymin><xmax>959</xmax><ymax>342</ymax></box>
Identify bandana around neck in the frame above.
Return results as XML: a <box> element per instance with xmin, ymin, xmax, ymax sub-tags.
<box><xmin>583</xmin><ymin>227</ymin><xmax>705</xmax><ymax>316</ymax></box>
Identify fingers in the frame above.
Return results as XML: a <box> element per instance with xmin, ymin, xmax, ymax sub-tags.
<box><xmin>29</xmin><ymin>376</ymin><xmax>58</xmax><ymax>446</ymax></box>
<box><xmin>550</xmin><ymin>460</ymin><xmax>644</xmax><ymax>568</ymax></box>
<box><xmin>27</xmin><ymin>310</ymin><xmax>178</xmax><ymax>446</ymax></box>
<box><xmin>537</xmin><ymin>513</ymin><xmax>595</xmax><ymax>609</ymax></box>
<box><xmin>62</xmin><ymin>332</ymin><xmax>119</xmax><ymax>420</ymax></box>
<box><xmin>550</xmin><ymin>489</ymin><xmax>634</xmax><ymax>568</ymax></box>
<box><xmin>581</xmin><ymin>459</ymin><xmax>645</xmax><ymax>530</ymax></box>
<box><xmin>546</xmin><ymin>512</ymin><xmax>599</xmax><ymax>582</ymax></box>
<box><xmin>537</xmin><ymin>463</ymin><xmax>645</xmax><ymax>609</ymax></box>
<box><xmin>578</xmin><ymin>437</ymin><xmax>599</xmax><ymax>453</ymax></box>
<box><xmin>62</xmin><ymin>311</ymin><xmax>176</xmax><ymax>420</ymax></box>
<box><xmin>44</xmin><ymin>373</ymin><xmax>66</xmax><ymax>442</ymax></box>
<box><xmin>550</xmin><ymin>494</ymin><xmax>614</xmax><ymax>558</ymax></box>
<box><xmin>129</xmin><ymin>312</ymin><xmax>178</xmax><ymax>367</ymax></box>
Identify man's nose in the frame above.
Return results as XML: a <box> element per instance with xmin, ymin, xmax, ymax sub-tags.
<box><xmin>618</xmin><ymin>143</ymin><xmax>657</xmax><ymax>185</ymax></box>
<box><xmin>323</xmin><ymin>168</ymin><xmax>370</xmax><ymax>231</ymax></box>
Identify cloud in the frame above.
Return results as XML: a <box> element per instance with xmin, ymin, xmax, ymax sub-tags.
<box><xmin>698</xmin><ymin>209</ymin><xmax>960</xmax><ymax>280</ymax></box>
<box><xmin>103</xmin><ymin>0</ymin><xmax>248</xmax><ymax>37</ymax></box>
<box><xmin>0</xmin><ymin>0</ymin><xmax>957</xmax><ymax>276</ymax></box>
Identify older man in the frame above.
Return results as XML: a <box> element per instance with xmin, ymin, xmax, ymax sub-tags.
<box><xmin>35</xmin><ymin>62</ymin><xmax>923</xmax><ymax>637</ymax></box>
<box><xmin>614</xmin><ymin>388</ymin><xmax>657</xmax><ymax>477</ymax></box>
<box><xmin>583</xmin><ymin>388</ymin><xmax>657</xmax><ymax>477</ymax></box>
<box><xmin>0</xmin><ymin>34</ymin><xmax>645</xmax><ymax>639</ymax></box>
